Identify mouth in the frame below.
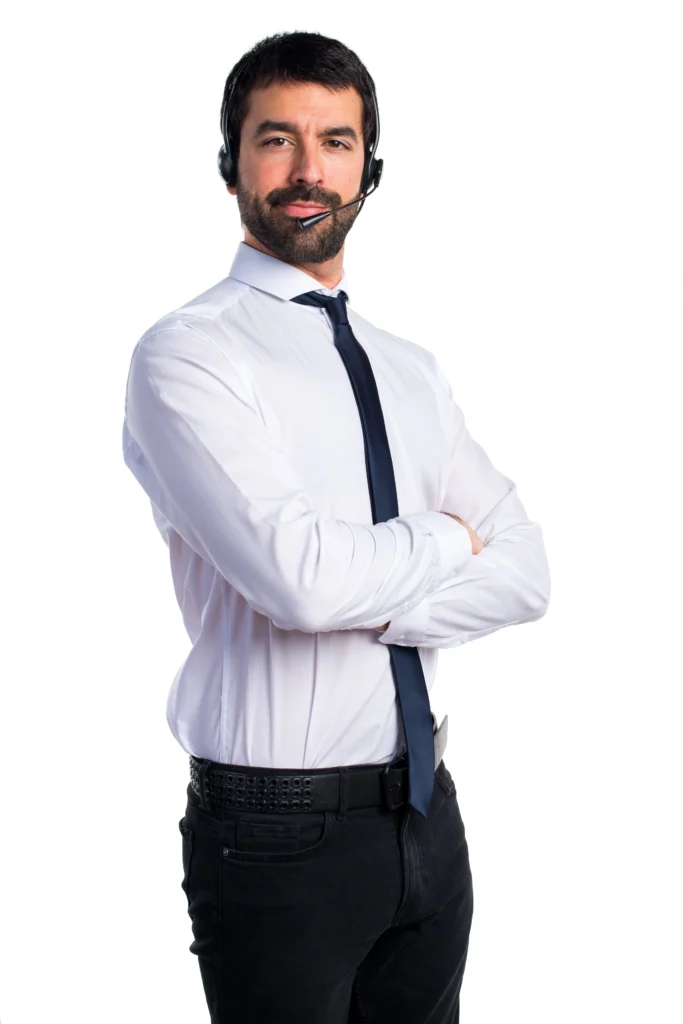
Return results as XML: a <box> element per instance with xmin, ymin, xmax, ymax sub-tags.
<box><xmin>279</xmin><ymin>203</ymin><xmax>329</xmax><ymax>217</ymax></box>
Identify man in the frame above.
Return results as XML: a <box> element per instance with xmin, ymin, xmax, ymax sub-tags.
<box><xmin>122</xmin><ymin>30</ymin><xmax>550</xmax><ymax>1024</ymax></box>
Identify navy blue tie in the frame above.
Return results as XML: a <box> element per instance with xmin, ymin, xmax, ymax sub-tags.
<box><xmin>290</xmin><ymin>288</ymin><xmax>435</xmax><ymax>818</ymax></box>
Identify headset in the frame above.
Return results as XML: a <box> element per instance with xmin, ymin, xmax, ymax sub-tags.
<box><xmin>217</xmin><ymin>65</ymin><xmax>384</xmax><ymax>222</ymax></box>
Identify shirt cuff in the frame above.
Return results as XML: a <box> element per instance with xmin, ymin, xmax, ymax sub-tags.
<box><xmin>418</xmin><ymin>510</ymin><xmax>472</xmax><ymax>585</ymax></box>
<box><xmin>378</xmin><ymin>596</ymin><xmax>431</xmax><ymax>646</ymax></box>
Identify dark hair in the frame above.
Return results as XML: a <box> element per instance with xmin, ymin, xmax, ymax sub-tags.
<box><xmin>220</xmin><ymin>31</ymin><xmax>378</xmax><ymax>161</ymax></box>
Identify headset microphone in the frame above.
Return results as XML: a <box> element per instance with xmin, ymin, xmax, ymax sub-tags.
<box><xmin>296</xmin><ymin>178</ymin><xmax>381</xmax><ymax>230</ymax></box>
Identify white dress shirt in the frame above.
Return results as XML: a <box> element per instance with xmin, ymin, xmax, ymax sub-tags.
<box><xmin>122</xmin><ymin>241</ymin><xmax>550</xmax><ymax>768</ymax></box>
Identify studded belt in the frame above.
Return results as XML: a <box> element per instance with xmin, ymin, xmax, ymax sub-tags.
<box><xmin>189</xmin><ymin>714</ymin><xmax>448</xmax><ymax>814</ymax></box>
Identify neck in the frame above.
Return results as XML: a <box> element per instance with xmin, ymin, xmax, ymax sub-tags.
<box><xmin>243</xmin><ymin>234</ymin><xmax>344</xmax><ymax>291</ymax></box>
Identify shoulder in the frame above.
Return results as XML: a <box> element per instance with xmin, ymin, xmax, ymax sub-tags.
<box><xmin>144</xmin><ymin>275</ymin><xmax>251</xmax><ymax>337</ymax></box>
<box><xmin>128</xmin><ymin>276</ymin><xmax>257</xmax><ymax>367</ymax></box>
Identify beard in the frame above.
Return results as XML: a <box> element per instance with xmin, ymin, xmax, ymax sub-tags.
<box><xmin>235</xmin><ymin>172</ymin><xmax>363</xmax><ymax>263</ymax></box>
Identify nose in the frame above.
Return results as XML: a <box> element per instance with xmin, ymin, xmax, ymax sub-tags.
<box><xmin>287</xmin><ymin>137</ymin><xmax>324</xmax><ymax>188</ymax></box>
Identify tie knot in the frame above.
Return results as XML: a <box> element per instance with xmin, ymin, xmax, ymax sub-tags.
<box><xmin>290</xmin><ymin>289</ymin><xmax>349</xmax><ymax>326</ymax></box>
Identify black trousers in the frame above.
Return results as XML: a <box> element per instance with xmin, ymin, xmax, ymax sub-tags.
<box><xmin>178</xmin><ymin>749</ymin><xmax>474</xmax><ymax>1023</ymax></box>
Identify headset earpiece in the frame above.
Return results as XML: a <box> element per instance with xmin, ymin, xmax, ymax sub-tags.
<box><xmin>368</xmin><ymin>156</ymin><xmax>383</xmax><ymax>191</ymax></box>
<box><xmin>218</xmin><ymin>84</ymin><xmax>238</xmax><ymax>187</ymax></box>
<box><xmin>354</xmin><ymin>91</ymin><xmax>382</xmax><ymax>215</ymax></box>
<box><xmin>217</xmin><ymin>141</ymin><xmax>237</xmax><ymax>188</ymax></box>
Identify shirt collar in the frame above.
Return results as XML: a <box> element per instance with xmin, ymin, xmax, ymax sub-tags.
<box><xmin>227</xmin><ymin>241</ymin><xmax>350</xmax><ymax>302</ymax></box>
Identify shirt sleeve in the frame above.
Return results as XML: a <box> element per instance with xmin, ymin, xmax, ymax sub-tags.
<box><xmin>122</xmin><ymin>322</ymin><xmax>473</xmax><ymax>634</ymax></box>
<box><xmin>378</xmin><ymin>354</ymin><xmax>551</xmax><ymax>649</ymax></box>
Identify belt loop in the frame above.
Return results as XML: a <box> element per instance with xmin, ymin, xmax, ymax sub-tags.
<box><xmin>336</xmin><ymin>766</ymin><xmax>349</xmax><ymax>822</ymax></box>
<box><xmin>381</xmin><ymin>759</ymin><xmax>406</xmax><ymax>811</ymax></box>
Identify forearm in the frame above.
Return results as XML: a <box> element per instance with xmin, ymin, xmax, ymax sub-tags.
<box><xmin>377</xmin><ymin>516</ymin><xmax>550</xmax><ymax>648</ymax></box>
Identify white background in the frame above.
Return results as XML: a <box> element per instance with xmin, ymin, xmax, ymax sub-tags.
<box><xmin>1</xmin><ymin>2</ymin><xmax>681</xmax><ymax>1021</ymax></box>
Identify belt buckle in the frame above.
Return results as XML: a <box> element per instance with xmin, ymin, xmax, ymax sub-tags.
<box><xmin>381</xmin><ymin>761</ymin><xmax>406</xmax><ymax>810</ymax></box>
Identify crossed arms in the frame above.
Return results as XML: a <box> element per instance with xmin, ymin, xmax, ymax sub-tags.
<box><xmin>123</xmin><ymin>323</ymin><xmax>550</xmax><ymax>650</ymax></box>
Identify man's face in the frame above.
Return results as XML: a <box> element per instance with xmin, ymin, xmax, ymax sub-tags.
<box><xmin>226</xmin><ymin>81</ymin><xmax>367</xmax><ymax>264</ymax></box>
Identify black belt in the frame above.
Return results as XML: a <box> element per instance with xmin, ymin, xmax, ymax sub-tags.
<box><xmin>189</xmin><ymin>714</ymin><xmax>449</xmax><ymax>814</ymax></box>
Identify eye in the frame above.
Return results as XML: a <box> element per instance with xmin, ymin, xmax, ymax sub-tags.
<box><xmin>262</xmin><ymin>137</ymin><xmax>349</xmax><ymax>150</ymax></box>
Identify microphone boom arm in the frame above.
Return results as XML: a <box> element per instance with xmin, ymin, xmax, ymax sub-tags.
<box><xmin>296</xmin><ymin>181</ymin><xmax>379</xmax><ymax>230</ymax></box>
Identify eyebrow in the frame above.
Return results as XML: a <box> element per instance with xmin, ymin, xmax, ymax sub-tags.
<box><xmin>251</xmin><ymin>119</ymin><xmax>359</xmax><ymax>144</ymax></box>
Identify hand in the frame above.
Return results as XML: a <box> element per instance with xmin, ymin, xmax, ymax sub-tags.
<box><xmin>441</xmin><ymin>512</ymin><xmax>484</xmax><ymax>555</ymax></box>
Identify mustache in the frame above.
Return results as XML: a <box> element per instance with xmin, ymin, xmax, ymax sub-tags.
<box><xmin>270</xmin><ymin>189</ymin><xmax>340</xmax><ymax>207</ymax></box>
